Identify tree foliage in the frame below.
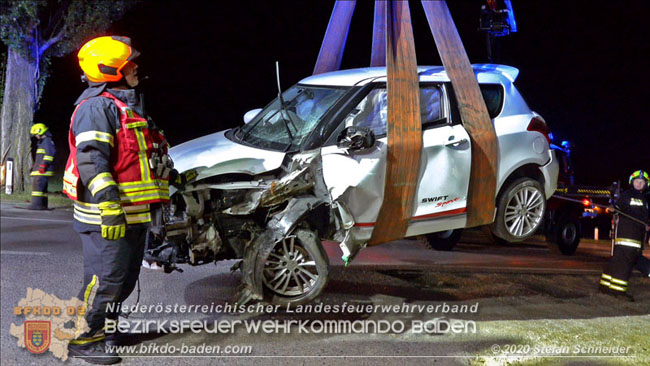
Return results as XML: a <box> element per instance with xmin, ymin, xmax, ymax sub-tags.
<box><xmin>0</xmin><ymin>0</ymin><xmax>136</xmax><ymax>192</ymax></box>
<box><xmin>0</xmin><ymin>0</ymin><xmax>135</xmax><ymax>106</ymax></box>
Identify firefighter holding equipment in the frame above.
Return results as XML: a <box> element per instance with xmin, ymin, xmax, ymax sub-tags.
<box><xmin>29</xmin><ymin>123</ymin><xmax>56</xmax><ymax>209</ymax></box>
<box><xmin>600</xmin><ymin>170</ymin><xmax>650</xmax><ymax>301</ymax></box>
<box><xmin>63</xmin><ymin>36</ymin><xmax>171</xmax><ymax>364</ymax></box>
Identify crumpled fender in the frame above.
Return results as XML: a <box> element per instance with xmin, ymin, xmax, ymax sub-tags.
<box><xmin>233</xmin><ymin>150</ymin><xmax>332</xmax><ymax>305</ymax></box>
<box><xmin>234</xmin><ymin>229</ymin><xmax>279</xmax><ymax>305</ymax></box>
<box><xmin>234</xmin><ymin>194</ymin><xmax>328</xmax><ymax>305</ymax></box>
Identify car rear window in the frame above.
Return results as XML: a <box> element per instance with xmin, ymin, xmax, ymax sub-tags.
<box><xmin>480</xmin><ymin>84</ymin><xmax>504</xmax><ymax>118</ymax></box>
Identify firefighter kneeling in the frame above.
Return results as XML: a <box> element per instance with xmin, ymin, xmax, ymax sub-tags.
<box><xmin>599</xmin><ymin>170</ymin><xmax>650</xmax><ymax>301</ymax></box>
<box><xmin>63</xmin><ymin>36</ymin><xmax>171</xmax><ymax>364</ymax></box>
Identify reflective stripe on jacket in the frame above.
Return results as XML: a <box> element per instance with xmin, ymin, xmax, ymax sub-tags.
<box><xmin>73</xmin><ymin>201</ymin><xmax>152</xmax><ymax>225</ymax></box>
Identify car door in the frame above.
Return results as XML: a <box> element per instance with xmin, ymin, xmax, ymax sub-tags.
<box><xmin>413</xmin><ymin>84</ymin><xmax>472</xmax><ymax>221</ymax></box>
<box><xmin>321</xmin><ymin>87</ymin><xmax>388</xmax><ymax>227</ymax></box>
<box><xmin>320</xmin><ymin>84</ymin><xmax>471</xmax><ymax>229</ymax></box>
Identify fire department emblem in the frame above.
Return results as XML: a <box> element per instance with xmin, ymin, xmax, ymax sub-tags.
<box><xmin>24</xmin><ymin>321</ymin><xmax>50</xmax><ymax>354</ymax></box>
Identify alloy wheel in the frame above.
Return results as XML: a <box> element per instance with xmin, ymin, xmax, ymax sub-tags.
<box><xmin>503</xmin><ymin>186</ymin><xmax>545</xmax><ymax>238</ymax></box>
<box><xmin>263</xmin><ymin>235</ymin><xmax>319</xmax><ymax>297</ymax></box>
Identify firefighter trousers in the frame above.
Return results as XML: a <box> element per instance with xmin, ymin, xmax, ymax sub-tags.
<box><xmin>30</xmin><ymin>176</ymin><xmax>48</xmax><ymax>209</ymax></box>
<box><xmin>601</xmin><ymin>244</ymin><xmax>642</xmax><ymax>293</ymax></box>
<box><xmin>73</xmin><ymin>225</ymin><xmax>147</xmax><ymax>342</ymax></box>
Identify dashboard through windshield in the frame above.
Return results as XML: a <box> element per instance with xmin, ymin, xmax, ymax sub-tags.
<box><xmin>237</xmin><ymin>85</ymin><xmax>349</xmax><ymax>151</ymax></box>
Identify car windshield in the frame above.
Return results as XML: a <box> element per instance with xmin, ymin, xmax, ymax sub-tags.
<box><xmin>238</xmin><ymin>85</ymin><xmax>348</xmax><ymax>151</ymax></box>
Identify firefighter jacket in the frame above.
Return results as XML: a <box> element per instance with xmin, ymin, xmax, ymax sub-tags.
<box><xmin>63</xmin><ymin>84</ymin><xmax>169</xmax><ymax>232</ymax></box>
<box><xmin>614</xmin><ymin>188</ymin><xmax>649</xmax><ymax>249</ymax></box>
<box><xmin>30</xmin><ymin>132</ymin><xmax>56</xmax><ymax>177</ymax></box>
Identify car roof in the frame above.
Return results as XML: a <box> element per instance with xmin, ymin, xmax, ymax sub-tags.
<box><xmin>299</xmin><ymin>64</ymin><xmax>519</xmax><ymax>87</ymax></box>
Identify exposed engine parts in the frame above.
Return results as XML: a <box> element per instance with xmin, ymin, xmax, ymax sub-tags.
<box><xmin>146</xmin><ymin>151</ymin><xmax>339</xmax><ymax>305</ymax></box>
<box><xmin>189</xmin><ymin>224</ymin><xmax>222</xmax><ymax>265</ymax></box>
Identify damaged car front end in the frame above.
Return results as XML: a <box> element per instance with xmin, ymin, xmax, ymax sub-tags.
<box><xmin>146</xmin><ymin>83</ymin><xmax>358</xmax><ymax>305</ymax></box>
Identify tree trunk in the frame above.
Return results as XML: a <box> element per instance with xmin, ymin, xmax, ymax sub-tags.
<box><xmin>0</xmin><ymin>49</ymin><xmax>37</xmax><ymax>193</ymax></box>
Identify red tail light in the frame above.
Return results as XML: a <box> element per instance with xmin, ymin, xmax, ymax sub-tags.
<box><xmin>582</xmin><ymin>198</ymin><xmax>592</xmax><ymax>207</ymax></box>
<box><xmin>527</xmin><ymin>117</ymin><xmax>552</xmax><ymax>145</ymax></box>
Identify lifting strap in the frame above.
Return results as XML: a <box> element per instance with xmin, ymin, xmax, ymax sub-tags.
<box><xmin>422</xmin><ymin>0</ymin><xmax>497</xmax><ymax>228</ymax></box>
<box><xmin>368</xmin><ymin>0</ymin><xmax>422</xmax><ymax>245</ymax></box>
<box><xmin>313</xmin><ymin>1</ymin><xmax>357</xmax><ymax>75</ymax></box>
<box><xmin>314</xmin><ymin>0</ymin><xmax>498</xmax><ymax>244</ymax></box>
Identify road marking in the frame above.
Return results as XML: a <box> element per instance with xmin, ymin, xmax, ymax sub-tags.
<box><xmin>0</xmin><ymin>216</ymin><xmax>72</xmax><ymax>223</ymax></box>
<box><xmin>0</xmin><ymin>251</ymin><xmax>51</xmax><ymax>256</ymax></box>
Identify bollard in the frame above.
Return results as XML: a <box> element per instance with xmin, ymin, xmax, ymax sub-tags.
<box><xmin>5</xmin><ymin>158</ymin><xmax>13</xmax><ymax>195</ymax></box>
<box><xmin>594</xmin><ymin>227</ymin><xmax>599</xmax><ymax>241</ymax></box>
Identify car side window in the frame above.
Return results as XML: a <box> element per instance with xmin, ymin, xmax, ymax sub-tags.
<box><xmin>479</xmin><ymin>84</ymin><xmax>504</xmax><ymax>118</ymax></box>
<box><xmin>446</xmin><ymin>83</ymin><xmax>504</xmax><ymax>123</ymax></box>
<box><xmin>343</xmin><ymin>88</ymin><xmax>388</xmax><ymax>136</ymax></box>
<box><xmin>420</xmin><ymin>86</ymin><xmax>444</xmax><ymax>128</ymax></box>
<box><xmin>342</xmin><ymin>85</ymin><xmax>444</xmax><ymax>137</ymax></box>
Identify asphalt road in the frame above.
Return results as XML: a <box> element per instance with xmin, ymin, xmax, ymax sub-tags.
<box><xmin>2</xmin><ymin>202</ymin><xmax>648</xmax><ymax>366</ymax></box>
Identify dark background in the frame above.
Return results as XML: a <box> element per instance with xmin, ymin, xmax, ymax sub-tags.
<box><xmin>36</xmin><ymin>0</ymin><xmax>650</xmax><ymax>186</ymax></box>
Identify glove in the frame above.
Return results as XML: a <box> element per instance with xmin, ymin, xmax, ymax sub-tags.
<box><xmin>38</xmin><ymin>164</ymin><xmax>46</xmax><ymax>174</ymax></box>
<box><xmin>98</xmin><ymin>201</ymin><xmax>126</xmax><ymax>240</ymax></box>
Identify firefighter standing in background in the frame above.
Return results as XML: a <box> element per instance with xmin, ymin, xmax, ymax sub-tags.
<box><xmin>62</xmin><ymin>36</ymin><xmax>172</xmax><ymax>364</ymax></box>
<box><xmin>599</xmin><ymin>170</ymin><xmax>650</xmax><ymax>301</ymax></box>
<box><xmin>29</xmin><ymin>123</ymin><xmax>56</xmax><ymax>209</ymax></box>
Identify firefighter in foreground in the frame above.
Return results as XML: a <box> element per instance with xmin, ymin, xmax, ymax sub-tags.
<box><xmin>29</xmin><ymin>123</ymin><xmax>55</xmax><ymax>209</ymax></box>
<box><xmin>63</xmin><ymin>36</ymin><xmax>171</xmax><ymax>364</ymax></box>
<box><xmin>599</xmin><ymin>170</ymin><xmax>649</xmax><ymax>301</ymax></box>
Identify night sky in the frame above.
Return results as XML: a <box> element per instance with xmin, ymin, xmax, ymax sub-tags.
<box><xmin>35</xmin><ymin>0</ymin><xmax>650</xmax><ymax>187</ymax></box>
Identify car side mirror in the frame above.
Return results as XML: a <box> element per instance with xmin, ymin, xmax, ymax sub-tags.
<box><xmin>243</xmin><ymin>108</ymin><xmax>262</xmax><ymax>124</ymax></box>
<box><xmin>337</xmin><ymin>126</ymin><xmax>375</xmax><ymax>151</ymax></box>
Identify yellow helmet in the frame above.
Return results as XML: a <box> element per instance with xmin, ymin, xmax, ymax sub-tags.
<box><xmin>629</xmin><ymin>170</ymin><xmax>649</xmax><ymax>184</ymax></box>
<box><xmin>77</xmin><ymin>36</ymin><xmax>140</xmax><ymax>83</ymax></box>
<box><xmin>30</xmin><ymin>123</ymin><xmax>48</xmax><ymax>136</ymax></box>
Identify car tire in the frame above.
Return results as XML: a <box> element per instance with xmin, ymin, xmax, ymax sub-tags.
<box><xmin>491</xmin><ymin>177</ymin><xmax>547</xmax><ymax>242</ymax></box>
<box><xmin>262</xmin><ymin>228</ymin><xmax>329</xmax><ymax>306</ymax></box>
<box><xmin>549</xmin><ymin>216</ymin><xmax>581</xmax><ymax>255</ymax></box>
<box><xmin>425</xmin><ymin>229</ymin><xmax>463</xmax><ymax>251</ymax></box>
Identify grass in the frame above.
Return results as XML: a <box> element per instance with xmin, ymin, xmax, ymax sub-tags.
<box><xmin>467</xmin><ymin>315</ymin><xmax>650</xmax><ymax>365</ymax></box>
<box><xmin>1</xmin><ymin>174</ymin><xmax>72</xmax><ymax>208</ymax></box>
<box><xmin>372</xmin><ymin>270</ymin><xmax>649</xmax><ymax>365</ymax></box>
<box><xmin>0</xmin><ymin>191</ymin><xmax>73</xmax><ymax>208</ymax></box>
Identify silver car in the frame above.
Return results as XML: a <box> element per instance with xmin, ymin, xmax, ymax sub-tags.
<box><xmin>154</xmin><ymin>64</ymin><xmax>558</xmax><ymax>305</ymax></box>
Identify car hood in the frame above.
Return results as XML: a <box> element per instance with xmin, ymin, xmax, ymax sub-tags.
<box><xmin>169</xmin><ymin>130</ymin><xmax>286</xmax><ymax>179</ymax></box>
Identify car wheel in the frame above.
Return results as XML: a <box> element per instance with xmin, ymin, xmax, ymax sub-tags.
<box><xmin>425</xmin><ymin>229</ymin><xmax>463</xmax><ymax>251</ymax></box>
<box><xmin>491</xmin><ymin>177</ymin><xmax>546</xmax><ymax>242</ymax></box>
<box><xmin>549</xmin><ymin>216</ymin><xmax>581</xmax><ymax>255</ymax></box>
<box><xmin>262</xmin><ymin>228</ymin><xmax>329</xmax><ymax>306</ymax></box>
